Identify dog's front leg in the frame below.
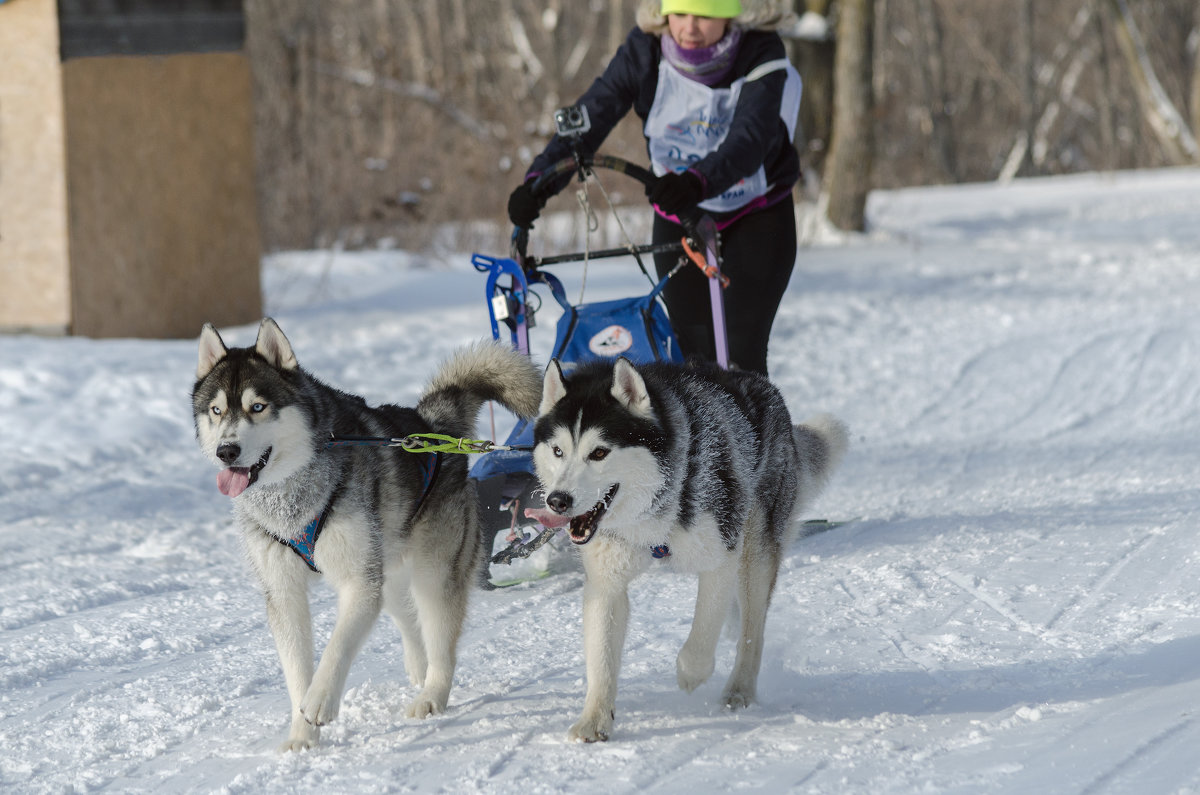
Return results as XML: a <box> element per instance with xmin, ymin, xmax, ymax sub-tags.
<box><xmin>263</xmin><ymin>585</ymin><xmax>319</xmax><ymax>752</ymax></box>
<box><xmin>677</xmin><ymin>559</ymin><xmax>738</xmax><ymax>693</ymax></box>
<box><xmin>569</xmin><ymin>545</ymin><xmax>634</xmax><ymax>742</ymax></box>
<box><xmin>301</xmin><ymin>579</ymin><xmax>382</xmax><ymax>728</ymax></box>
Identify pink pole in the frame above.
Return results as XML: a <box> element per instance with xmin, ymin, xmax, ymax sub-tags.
<box><xmin>708</xmin><ymin>270</ymin><xmax>729</xmax><ymax>369</ymax></box>
<box><xmin>695</xmin><ymin>216</ymin><xmax>730</xmax><ymax>369</ymax></box>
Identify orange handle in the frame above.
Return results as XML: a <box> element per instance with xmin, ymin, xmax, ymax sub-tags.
<box><xmin>681</xmin><ymin>236</ymin><xmax>731</xmax><ymax>288</ymax></box>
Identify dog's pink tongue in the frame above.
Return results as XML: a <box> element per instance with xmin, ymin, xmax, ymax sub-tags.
<box><xmin>524</xmin><ymin>507</ymin><xmax>570</xmax><ymax>529</ymax></box>
<box><xmin>217</xmin><ymin>468</ymin><xmax>250</xmax><ymax>498</ymax></box>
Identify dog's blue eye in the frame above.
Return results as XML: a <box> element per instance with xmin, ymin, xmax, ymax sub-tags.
<box><xmin>251</xmin><ymin>403</ymin><xmax>266</xmax><ymax>413</ymax></box>
<box><xmin>211</xmin><ymin>406</ymin><xmax>222</xmax><ymax>416</ymax></box>
<box><xmin>589</xmin><ymin>447</ymin><xmax>609</xmax><ymax>462</ymax></box>
<box><xmin>552</xmin><ymin>446</ymin><xmax>563</xmax><ymax>458</ymax></box>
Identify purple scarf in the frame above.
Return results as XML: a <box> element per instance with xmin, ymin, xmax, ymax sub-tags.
<box><xmin>660</xmin><ymin>25</ymin><xmax>743</xmax><ymax>86</ymax></box>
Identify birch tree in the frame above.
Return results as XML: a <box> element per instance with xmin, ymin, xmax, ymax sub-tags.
<box><xmin>999</xmin><ymin>4</ymin><xmax>1095</xmax><ymax>181</ymax></box>
<box><xmin>912</xmin><ymin>0</ymin><xmax>957</xmax><ymax>181</ymax></box>
<box><xmin>1102</xmin><ymin>0</ymin><xmax>1198</xmax><ymax>164</ymax></box>
<box><xmin>1015</xmin><ymin>0</ymin><xmax>1036</xmax><ymax>177</ymax></box>
<box><xmin>785</xmin><ymin>0</ymin><xmax>835</xmax><ymax>181</ymax></box>
<box><xmin>1191</xmin><ymin>22</ymin><xmax>1200</xmax><ymax>141</ymax></box>
<box><xmin>823</xmin><ymin>0</ymin><xmax>874</xmax><ymax>230</ymax></box>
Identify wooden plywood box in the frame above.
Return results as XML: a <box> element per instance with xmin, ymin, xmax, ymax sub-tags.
<box><xmin>0</xmin><ymin>0</ymin><xmax>72</xmax><ymax>334</ymax></box>
<box><xmin>0</xmin><ymin>0</ymin><xmax>261</xmax><ymax>338</ymax></box>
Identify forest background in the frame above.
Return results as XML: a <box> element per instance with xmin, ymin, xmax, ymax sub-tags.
<box><xmin>242</xmin><ymin>0</ymin><xmax>1200</xmax><ymax>251</ymax></box>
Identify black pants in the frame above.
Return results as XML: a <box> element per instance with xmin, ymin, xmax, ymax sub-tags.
<box><xmin>652</xmin><ymin>195</ymin><xmax>797</xmax><ymax>376</ymax></box>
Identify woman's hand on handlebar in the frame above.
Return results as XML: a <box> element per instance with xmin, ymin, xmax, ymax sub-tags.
<box><xmin>646</xmin><ymin>170</ymin><xmax>704</xmax><ymax>214</ymax></box>
<box><xmin>507</xmin><ymin>181</ymin><xmax>544</xmax><ymax>229</ymax></box>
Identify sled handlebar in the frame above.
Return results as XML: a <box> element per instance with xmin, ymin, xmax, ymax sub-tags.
<box><xmin>512</xmin><ymin>153</ymin><xmax>705</xmax><ymax>264</ymax></box>
<box><xmin>528</xmin><ymin>153</ymin><xmax>658</xmax><ymax>198</ymax></box>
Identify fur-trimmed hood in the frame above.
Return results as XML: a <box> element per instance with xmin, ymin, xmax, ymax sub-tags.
<box><xmin>636</xmin><ymin>0</ymin><xmax>796</xmax><ymax>34</ymax></box>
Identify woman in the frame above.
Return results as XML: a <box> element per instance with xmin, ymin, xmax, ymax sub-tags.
<box><xmin>507</xmin><ymin>0</ymin><xmax>802</xmax><ymax>376</ymax></box>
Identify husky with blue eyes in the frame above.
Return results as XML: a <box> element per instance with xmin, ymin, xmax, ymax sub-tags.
<box><xmin>192</xmin><ymin>318</ymin><xmax>542</xmax><ymax>751</ymax></box>
<box><xmin>526</xmin><ymin>357</ymin><xmax>848</xmax><ymax>742</ymax></box>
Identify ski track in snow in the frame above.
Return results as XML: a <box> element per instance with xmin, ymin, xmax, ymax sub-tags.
<box><xmin>3</xmin><ymin>168</ymin><xmax>1200</xmax><ymax>792</ymax></box>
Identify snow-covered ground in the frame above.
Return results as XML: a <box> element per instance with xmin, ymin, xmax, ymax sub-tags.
<box><xmin>3</xmin><ymin>167</ymin><xmax>1200</xmax><ymax>793</ymax></box>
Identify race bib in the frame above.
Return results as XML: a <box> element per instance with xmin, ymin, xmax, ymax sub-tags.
<box><xmin>645</xmin><ymin>58</ymin><xmax>800</xmax><ymax>214</ymax></box>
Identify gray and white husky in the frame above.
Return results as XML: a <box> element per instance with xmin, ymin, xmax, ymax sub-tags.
<box><xmin>192</xmin><ymin>318</ymin><xmax>542</xmax><ymax>751</ymax></box>
<box><xmin>526</xmin><ymin>358</ymin><xmax>848</xmax><ymax>742</ymax></box>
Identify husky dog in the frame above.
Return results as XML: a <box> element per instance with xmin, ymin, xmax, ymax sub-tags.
<box><xmin>526</xmin><ymin>358</ymin><xmax>848</xmax><ymax>742</ymax></box>
<box><xmin>192</xmin><ymin>318</ymin><xmax>542</xmax><ymax>751</ymax></box>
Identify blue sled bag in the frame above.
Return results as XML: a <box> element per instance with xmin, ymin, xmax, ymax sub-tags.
<box><xmin>550</xmin><ymin>275</ymin><xmax>682</xmax><ymax>368</ymax></box>
<box><xmin>468</xmin><ymin>274</ymin><xmax>680</xmax><ymax>490</ymax></box>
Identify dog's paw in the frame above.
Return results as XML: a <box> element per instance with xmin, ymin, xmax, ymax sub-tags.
<box><xmin>300</xmin><ymin>683</ymin><xmax>340</xmax><ymax>726</ymax></box>
<box><xmin>721</xmin><ymin>685</ymin><xmax>754</xmax><ymax>711</ymax></box>
<box><xmin>278</xmin><ymin>720</ymin><xmax>320</xmax><ymax>752</ymax></box>
<box><xmin>277</xmin><ymin>736</ymin><xmax>317</xmax><ymax>753</ymax></box>
<box><xmin>676</xmin><ymin>647</ymin><xmax>715</xmax><ymax>693</ymax></box>
<box><xmin>567</xmin><ymin>711</ymin><xmax>613</xmax><ymax>743</ymax></box>
<box><xmin>405</xmin><ymin>692</ymin><xmax>447</xmax><ymax>719</ymax></box>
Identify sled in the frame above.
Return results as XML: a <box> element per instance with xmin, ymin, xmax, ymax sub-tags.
<box><xmin>468</xmin><ymin>149</ymin><xmax>729</xmax><ymax>583</ymax></box>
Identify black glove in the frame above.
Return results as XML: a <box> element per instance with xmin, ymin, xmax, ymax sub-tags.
<box><xmin>507</xmin><ymin>181</ymin><xmax>544</xmax><ymax>228</ymax></box>
<box><xmin>646</xmin><ymin>170</ymin><xmax>705</xmax><ymax>214</ymax></box>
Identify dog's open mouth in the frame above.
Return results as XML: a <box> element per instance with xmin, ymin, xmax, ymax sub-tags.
<box><xmin>567</xmin><ymin>484</ymin><xmax>618</xmax><ymax>544</ymax></box>
<box><xmin>216</xmin><ymin>448</ymin><xmax>271</xmax><ymax>498</ymax></box>
<box><xmin>522</xmin><ymin>484</ymin><xmax>619</xmax><ymax>545</ymax></box>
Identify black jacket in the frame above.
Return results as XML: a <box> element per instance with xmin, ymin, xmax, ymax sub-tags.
<box><xmin>527</xmin><ymin>26</ymin><xmax>801</xmax><ymax>221</ymax></box>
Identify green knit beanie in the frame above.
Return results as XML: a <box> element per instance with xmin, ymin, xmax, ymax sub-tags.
<box><xmin>661</xmin><ymin>0</ymin><xmax>742</xmax><ymax>18</ymax></box>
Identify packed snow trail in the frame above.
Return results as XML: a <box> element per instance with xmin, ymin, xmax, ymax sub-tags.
<box><xmin>2</xmin><ymin>168</ymin><xmax>1200</xmax><ymax>793</ymax></box>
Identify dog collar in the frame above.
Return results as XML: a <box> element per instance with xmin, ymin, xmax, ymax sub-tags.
<box><xmin>277</xmin><ymin>452</ymin><xmax>441</xmax><ymax>572</ymax></box>
<box><xmin>651</xmin><ymin>544</ymin><xmax>671</xmax><ymax>559</ymax></box>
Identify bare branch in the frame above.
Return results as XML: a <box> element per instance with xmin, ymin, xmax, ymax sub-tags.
<box><xmin>314</xmin><ymin>62</ymin><xmax>495</xmax><ymax>142</ymax></box>
<box><xmin>1103</xmin><ymin>0</ymin><xmax>1198</xmax><ymax>163</ymax></box>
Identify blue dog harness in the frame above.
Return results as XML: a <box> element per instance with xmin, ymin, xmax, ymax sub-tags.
<box><xmin>284</xmin><ymin>508</ymin><xmax>333</xmax><ymax>574</ymax></box>
<box><xmin>278</xmin><ymin>451</ymin><xmax>441</xmax><ymax>573</ymax></box>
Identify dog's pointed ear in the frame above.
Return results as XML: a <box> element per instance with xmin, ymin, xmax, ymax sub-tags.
<box><xmin>197</xmin><ymin>323</ymin><xmax>228</xmax><ymax>379</ymax></box>
<box><xmin>610</xmin><ymin>358</ymin><xmax>654</xmax><ymax>418</ymax></box>
<box><xmin>255</xmin><ymin>317</ymin><xmax>299</xmax><ymax>371</ymax></box>
<box><xmin>539</xmin><ymin>359</ymin><xmax>568</xmax><ymax>415</ymax></box>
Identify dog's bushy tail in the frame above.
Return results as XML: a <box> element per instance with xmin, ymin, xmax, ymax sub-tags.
<box><xmin>417</xmin><ymin>340</ymin><xmax>543</xmax><ymax>438</ymax></box>
<box><xmin>793</xmin><ymin>412</ymin><xmax>850</xmax><ymax>498</ymax></box>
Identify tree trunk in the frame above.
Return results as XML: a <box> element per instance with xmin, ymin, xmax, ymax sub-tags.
<box><xmin>792</xmin><ymin>0</ymin><xmax>836</xmax><ymax>180</ymax></box>
<box><xmin>1090</xmin><ymin>0</ymin><xmax>1118</xmax><ymax>170</ymax></box>
<box><xmin>1017</xmin><ymin>0</ymin><xmax>1036</xmax><ymax>177</ymax></box>
<box><xmin>999</xmin><ymin>3</ymin><xmax>1096</xmax><ymax>181</ymax></box>
<box><xmin>913</xmin><ymin>0</ymin><xmax>958</xmax><ymax>181</ymax></box>
<box><xmin>1191</xmin><ymin>9</ymin><xmax>1200</xmax><ymax>144</ymax></box>
<box><xmin>823</xmin><ymin>0</ymin><xmax>875</xmax><ymax>231</ymax></box>
<box><xmin>1102</xmin><ymin>0</ymin><xmax>1198</xmax><ymax>164</ymax></box>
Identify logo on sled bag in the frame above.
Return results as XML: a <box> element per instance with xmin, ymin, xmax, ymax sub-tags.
<box><xmin>589</xmin><ymin>325</ymin><xmax>634</xmax><ymax>357</ymax></box>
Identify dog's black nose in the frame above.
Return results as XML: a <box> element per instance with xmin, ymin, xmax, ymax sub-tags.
<box><xmin>546</xmin><ymin>491</ymin><xmax>573</xmax><ymax>514</ymax></box>
<box><xmin>216</xmin><ymin>443</ymin><xmax>241</xmax><ymax>465</ymax></box>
